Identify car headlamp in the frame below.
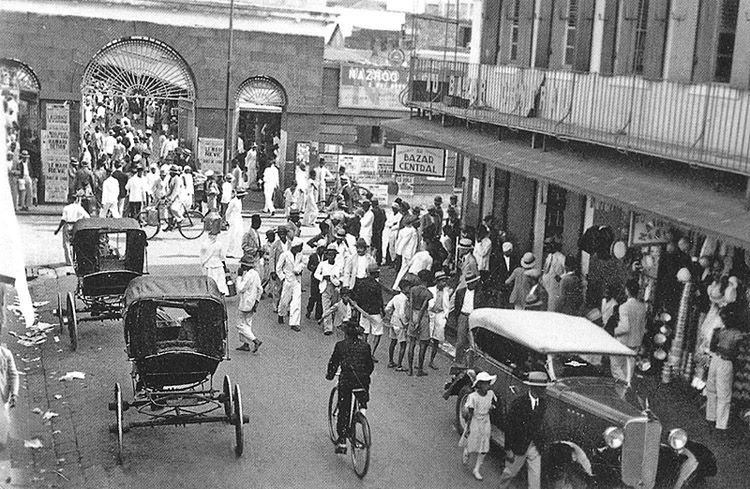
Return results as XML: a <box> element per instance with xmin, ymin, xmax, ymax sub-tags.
<box><xmin>668</xmin><ymin>428</ymin><xmax>688</xmax><ymax>450</ymax></box>
<box><xmin>603</xmin><ymin>426</ymin><xmax>624</xmax><ymax>449</ymax></box>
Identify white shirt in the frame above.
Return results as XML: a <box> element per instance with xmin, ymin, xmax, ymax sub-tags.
<box><xmin>395</xmin><ymin>226</ymin><xmax>418</xmax><ymax>259</ymax></box>
<box><xmin>529</xmin><ymin>392</ymin><xmax>540</xmax><ymax>411</ymax></box>
<box><xmin>276</xmin><ymin>250</ymin><xmax>306</xmax><ymax>282</ymax></box>
<box><xmin>103</xmin><ymin>135</ymin><xmax>116</xmax><ymax>155</ymax></box>
<box><xmin>461</xmin><ymin>288</ymin><xmax>475</xmax><ymax>314</ymax></box>
<box><xmin>102</xmin><ymin>176</ymin><xmax>120</xmax><ymax>204</ymax></box>
<box><xmin>237</xmin><ymin>268</ymin><xmax>263</xmax><ymax>312</ymax></box>
<box><xmin>125</xmin><ymin>175</ymin><xmax>148</xmax><ymax>202</ymax></box>
<box><xmin>61</xmin><ymin>203</ymin><xmax>89</xmax><ymax>223</ymax></box>
<box><xmin>360</xmin><ymin>210</ymin><xmax>374</xmax><ymax>243</ymax></box>
<box><xmin>473</xmin><ymin>237</ymin><xmax>492</xmax><ymax>271</ymax></box>
<box><xmin>263</xmin><ymin>165</ymin><xmax>279</xmax><ymax>190</ymax></box>
<box><xmin>221</xmin><ymin>181</ymin><xmax>233</xmax><ymax>204</ymax></box>
<box><xmin>315</xmin><ymin>260</ymin><xmax>342</xmax><ymax>293</ymax></box>
<box><xmin>408</xmin><ymin>250</ymin><xmax>433</xmax><ymax>274</ymax></box>
<box><xmin>601</xmin><ymin>298</ymin><xmax>617</xmax><ymax>326</ymax></box>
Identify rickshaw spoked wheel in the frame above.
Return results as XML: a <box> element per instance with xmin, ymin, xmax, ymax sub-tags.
<box><xmin>65</xmin><ymin>292</ymin><xmax>78</xmax><ymax>351</ymax></box>
<box><xmin>222</xmin><ymin>376</ymin><xmax>233</xmax><ymax>420</ymax></box>
<box><xmin>114</xmin><ymin>383</ymin><xmax>124</xmax><ymax>463</ymax></box>
<box><xmin>56</xmin><ymin>293</ymin><xmax>64</xmax><ymax>334</ymax></box>
<box><xmin>233</xmin><ymin>384</ymin><xmax>244</xmax><ymax>457</ymax></box>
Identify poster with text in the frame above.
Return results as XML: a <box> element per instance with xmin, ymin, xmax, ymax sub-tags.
<box><xmin>42</xmin><ymin>103</ymin><xmax>70</xmax><ymax>203</ymax></box>
<box><xmin>198</xmin><ymin>137</ymin><xmax>224</xmax><ymax>174</ymax></box>
<box><xmin>393</xmin><ymin>144</ymin><xmax>446</xmax><ymax>178</ymax></box>
<box><xmin>339</xmin><ymin>63</ymin><xmax>409</xmax><ymax>111</ymax></box>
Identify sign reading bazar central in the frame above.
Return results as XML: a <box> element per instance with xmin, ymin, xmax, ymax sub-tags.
<box><xmin>392</xmin><ymin>144</ymin><xmax>446</xmax><ymax>177</ymax></box>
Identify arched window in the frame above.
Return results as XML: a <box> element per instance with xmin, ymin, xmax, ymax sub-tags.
<box><xmin>0</xmin><ymin>58</ymin><xmax>41</xmax><ymax>94</ymax></box>
<box><xmin>81</xmin><ymin>37</ymin><xmax>196</xmax><ymax>101</ymax></box>
<box><xmin>236</xmin><ymin>76</ymin><xmax>287</xmax><ymax>112</ymax></box>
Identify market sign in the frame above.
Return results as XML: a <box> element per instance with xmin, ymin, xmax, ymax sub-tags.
<box><xmin>629</xmin><ymin>213</ymin><xmax>671</xmax><ymax>246</ymax></box>
<box><xmin>338</xmin><ymin>63</ymin><xmax>409</xmax><ymax>111</ymax></box>
<box><xmin>392</xmin><ymin>144</ymin><xmax>446</xmax><ymax>178</ymax></box>
<box><xmin>42</xmin><ymin>102</ymin><xmax>70</xmax><ymax>203</ymax></box>
<box><xmin>198</xmin><ymin>137</ymin><xmax>224</xmax><ymax>174</ymax></box>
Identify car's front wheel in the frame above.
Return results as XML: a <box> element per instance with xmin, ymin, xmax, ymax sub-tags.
<box><xmin>547</xmin><ymin>463</ymin><xmax>593</xmax><ymax>489</ymax></box>
<box><xmin>455</xmin><ymin>385</ymin><xmax>472</xmax><ymax>434</ymax></box>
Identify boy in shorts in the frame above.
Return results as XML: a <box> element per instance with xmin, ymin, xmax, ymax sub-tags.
<box><xmin>354</xmin><ymin>263</ymin><xmax>385</xmax><ymax>362</ymax></box>
<box><xmin>407</xmin><ymin>270</ymin><xmax>434</xmax><ymax>377</ymax></box>
<box><xmin>384</xmin><ymin>274</ymin><xmax>415</xmax><ymax>371</ymax></box>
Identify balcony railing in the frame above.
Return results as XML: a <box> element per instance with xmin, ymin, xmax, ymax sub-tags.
<box><xmin>407</xmin><ymin>57</ymin><xmax>750</xmax><ymax>176</ymax></box>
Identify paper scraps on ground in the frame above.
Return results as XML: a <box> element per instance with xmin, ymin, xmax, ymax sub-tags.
<box><xmin>31</xmin><ymin>408</ymin><xmax>42</xmax><ymax>414</ymax></box>
<box><xmin>53</xmin><ymin>394</ymin><xmax>62</xmax><ymax>400</ymax></box>
<box><xmin>42</xmin><ymin>411</ymin><xmax>58</xmax><ymax>422</ymax></box>
<box><xmin>58</xmin><ymin>372</ymin><xmax>85</xmax><ymax>381</ymax></box>
<box><xmin>24</xmin><ymin>439</ymin><xmax>43</xmax><ymax>449</ymax></box>
<box><xmin>9</xmin><ymin>329</ymin><xmax>48</xmax><ymax>347</ymax></box>
<box><xmin>32</xmin><ymin>301</ymin><xmax>49</xmax><ymax>308</ymax></box>
<box><xmin>21</xmin><ymin>357</ymin><xmax>40</xmax><ymax>363</ymax></box>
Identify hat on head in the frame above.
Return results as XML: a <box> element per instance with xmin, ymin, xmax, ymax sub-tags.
<box><xmin>356</xmin><ymin>238</ymin><xmax>368</xmax><ymax>249</ymax></box>
<box><xmin>204</xmin><ymin>170</ymin><xmax>215</xmax><ymax>177</ymax></box>
<box><xmin>335</xmin><ymin>227</ymin><xmax>346</xmax><ymax>238</ymax></box>
<box><xmin>74</xmin><ymin>189</ymin><xmax>85</xmax><ymax>197</ymax></box>
<box><xmin>502</xmin><ymin>242</ymin><xmax>513</xmax><ymax>253</ymax></box>
<box><xmin>326</xmin><ymin>243</ymin><xmax>338</xmax><ymax>252</ymax></box>
<box><xmin>265</xmin><ymin>228</ymin><xmax>276</xmax><ymax>237</ymax></box>
<box><xmin>521</xmin><ymin>252</ymin><xmax>536</xmax><ymax>269</ymax></box>
<box><xmin>145</xmin><ymin>129</ymin><xmax>152</xmax><ymax>134</ymax></box>
<box><xmin>524</xmin><ymin>371</ymin><xmax>548</xmax><ymax>387</ymax></box>
<box><xmin>465</xmin><ymin>271</ymin><xmax>480</xmax><ymax>284</ymax></box>
<box><xmin>276</xmin><ymin>225</ymin><xmax>288</xmax><ymax>234</ymax></box>
<box><xmin>340</xmin><ymin>319</ymin><xmax>364</xmax><ymax>336</ymax></box>
<box><xmin>170</xmin><ymin>164</ymin><xmax>180</xmax><ymax>173</ymax></box>
<box><xmin>291</xmin><ymin>237</ymin><xmax>304</xmax><ymax>248</ymax></box>
<box><xmin>134</xmin><ymin>164</ymin><xmax>144</xmax><ymax>171</ymax></box>
<box><xmin>289</xmin><ymin>207</ymin><xmax>301</xmax><ymax>216</ymax></box>
<box><xmin>20</xmin><ymin>150</ymin><xmax>29</xmax><ymax>157</ymax></box>
<box><xmin>240</xmin><ymin>255</ymin><xmax>257</xmax><ymax>268</ymax></box>
<box><xmin>133</xmin><ymin>154</ymin><xmax>142</xmax><ymax>162</ymax></box>
<box><xmin>399</xmin><ymin>273</ymin><xmax>419</xmax><ymax>289</ymax></box>
<box><xmin>434</xmin><ymin>270</ymin><xmax>448</xmax><ymax>281</ymax></box>
<box><xmin>472</xmin><ymin>371</ymin><xmax>497</xmax><ymax>387</ymax></box>
<box><xmin>458</xmin><ymin>237</ymin><xmax>474</xmax><ymax>248</ymax></box>
<box><xmin>70</xmin><ymin>157</ymin><xmax>79</xmax><ymax>164</ymax></box>
<box><xmin>183</xmin><ymin>165</ymin><xmax>192</xmax><ymax>172</ymax></box>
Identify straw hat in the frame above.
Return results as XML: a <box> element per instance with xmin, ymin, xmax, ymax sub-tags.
<box><xmin>524</xmin><ymin>371</ymin><xmax>548</xmax><ymax>387</ymax></box>
<box><xmin>465</xmin><ymin>271</ymin><xmax>480</xmax><ymax>284</ymax></box>
<box><xmin>521</xmin><ymin>252</ymin><xmax>536</xmax><ymax>269</ymax></box>
<box><xmin>472</xmin><ymin>371</ymin><xmax>497</xmax><ymax>387</ymax></box>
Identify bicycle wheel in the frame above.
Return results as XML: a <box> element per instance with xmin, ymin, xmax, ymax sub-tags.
<box><xmin>350</xmin><ymin>411</ymin><xmax>371</xmax><ymax>478</ymax></box>
<box><xmin>178</xmin><ymin>210</ymin><xmax>205</xmax><ymax>240</ymax></box>
<box><xmin>327</xmin><ymin>386</ymin><xmax>339</xmax><ymax>444</ymax></box>
<box><xmin>137</xmin><ymin>209</ymin><xmax>160</xmax><ymax>240</ymax></box>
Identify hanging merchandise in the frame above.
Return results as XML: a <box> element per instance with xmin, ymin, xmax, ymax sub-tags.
<box><xmin>663</xmin><ymin>268</ymin><xmax>692</xmax><ymax>383</ymax></box>
<box><xmin>611</xmin><ymin>240</ymin><xmax>627</xmax><ymax>260</ymax></box>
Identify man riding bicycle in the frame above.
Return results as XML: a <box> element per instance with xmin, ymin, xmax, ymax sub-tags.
<box><xmin>326</xmin><ymin>319</ymin><xmax>374</xmax><ymax>454</ymax></box>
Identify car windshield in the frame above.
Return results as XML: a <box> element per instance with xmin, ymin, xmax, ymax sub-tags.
<box><xmin>547</xmin><ymin>353</ymin><xmax>610</xmax><ymax>379</ymax></box>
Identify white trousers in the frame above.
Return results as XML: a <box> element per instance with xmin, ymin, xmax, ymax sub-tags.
<box><xmin>101</xmin><ymin>201</ymin><xmax>121</xmax><ymax>218</ymax></box>
<box><xmin>393</xmin><ymin>254</ymin><xmax>412</xmax><ymax>291</ymax></box>
<box><xmin>498</xmin><ymin>443</ymin><xmax>541</xmax><ymax>489</ymax></box>
<box><xmin>264</xmin><ymin>186</ymin><xmax>275</xmax><ymax>212</ymax></box>
<box><xmin>278</xmin><ymin>278</ymin><xmax>302</xmax><ymax>326</ymax></box>
<box><xmin>237</xmin><ymin>311</ymin><xmax>257</xmax><ymax>343</ymax></box>
<box><xmin>706</xmin><ymin>355</ymin><xmax>734</xmax><ymax>429</ymax></box>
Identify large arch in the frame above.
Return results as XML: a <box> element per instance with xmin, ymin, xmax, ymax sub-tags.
<box><xmin>235</xmin><ymin>76</ymin><xmax>287</xmax><ymax>112</ymax></box>
<box><xmin>80</xmin><ymin>36</ymin><xmax>198</xmax><ymax>153</ymax></box>
<box><xmin>0</xmin><ymin>58</ymin><xmax>41</xmax><ymax>94</ymax></box>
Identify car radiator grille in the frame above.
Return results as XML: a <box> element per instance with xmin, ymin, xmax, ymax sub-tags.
<box><xmin>621</xmin><ymin>418</ymin><xmax>661</xmax><ymax>489</ymax></box>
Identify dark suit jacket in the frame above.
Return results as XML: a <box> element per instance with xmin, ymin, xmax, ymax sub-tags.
<box><xmin>448</xmin><ymin>287</ymin><xmax>495</xmax><ymax>326</ymax></box>
<box><xmin>307</xmin><ymin>252</ymin><xmax>323</xmax><ymax>293</ymax></box>
<box><xmin>504</xmin><ymin>394</ymin><xmax>546</xmax><ymax>455</ymax></box>
<box><xmin>495</xmin><ymin>253</ymin><xmax>520</xmax><ymax>282</ymax></box>
<box><xmin>558</xmin><ymin>273</ymin><xmax>584</xmax><ymax>316</ymax></box>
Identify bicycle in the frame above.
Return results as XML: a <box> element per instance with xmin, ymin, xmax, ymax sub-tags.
<box><xmin>327</xmin><ymin>373</ymin><xmax>371</xmax><ymax>478</ymax></box>
<box><xmin>137</xmin><ymin>198</ymin><xmax>205</xmax><ymax>240</ymax></box>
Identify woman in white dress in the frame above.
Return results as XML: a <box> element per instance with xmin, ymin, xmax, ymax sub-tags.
<box><xmin>200</xmin><ymin>230</ymin><xmax>229</xmax><ymax>295</ymax></box>
<box><xmin>302</xmin><ymin>174</ymin><xmax>319</xmax><ymax>227</ymax></box>
<box><xmin>225</xmin><ymin>192</ymin><xmax>244</xmax><ymax>258</ymax></box>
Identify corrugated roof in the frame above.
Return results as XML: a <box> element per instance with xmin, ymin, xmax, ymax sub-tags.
<box><xmin>383</xmin><ymin>117</ymin><xmax>750</xmax><ymax>248</ymax></box>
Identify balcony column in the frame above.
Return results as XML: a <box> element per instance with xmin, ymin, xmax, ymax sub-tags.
<box><xmin>533</xmin><ymin>181</ymin><xmax>548</xmax><ymax>269</ymax></box>
<box><xmin>746</xmin><ymin>177</ymin><xmax>750</xmax><ymax>211</ymax></box>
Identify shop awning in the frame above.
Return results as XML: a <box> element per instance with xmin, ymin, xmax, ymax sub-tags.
<box><xmin>383</xmin><ymin>117</ymin><xmax>750</xmax><ymax>249</ymax></box>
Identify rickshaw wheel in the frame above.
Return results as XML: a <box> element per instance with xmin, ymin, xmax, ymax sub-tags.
<box><xmin>222</xmin><ymin>375</ymin><xmax>233</xmax><ymax>419</ymax></box>
<box><xmin>56</xmin><ymin>293</ymin><xmax>64</xmax><ymax>334</ymax></box>
<box><xmin>114</xmin><ymin>383</ymin><xmax>124</xmax><ymax>463</ymax></box>
<box><xmin>66</xmin><ymin>292</ymin><xmax>78</xmax><ymax>351</ymax></box>
<box><xmin>233</xmin><ymin>384</ymin><xmax>244</xmax><ymax>456</ymax></box>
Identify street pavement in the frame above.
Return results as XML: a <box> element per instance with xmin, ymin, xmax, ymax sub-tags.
<box><xmin>6</xmin><ymin>210</ymin><xmax>750</xmax><ymax>488</ymax></box>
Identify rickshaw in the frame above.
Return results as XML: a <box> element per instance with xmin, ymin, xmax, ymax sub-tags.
<box><xmin>109</xmin><ymin>275</ymin><xmax>247</xmax><ymax>461</ymax></box>
<box><xmin>56</xmin><ymin>218</ymin><xmax>147</xmax><ymax>351</ymax></box>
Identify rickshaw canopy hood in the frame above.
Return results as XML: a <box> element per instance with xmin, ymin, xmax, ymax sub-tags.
<box><xmin>469</xmin><ymin>309</ymin><xmax>636</xmax><ymax>356</ymax></box>
<box><xmin>125</xmin><ymin>275</ymin><xmax>224</xmax><ymax>307</ymax></box>
<box><xmin>72</xmin><ymin>217</ymin><xmax>144</xmax><ymax>235</ymax></box>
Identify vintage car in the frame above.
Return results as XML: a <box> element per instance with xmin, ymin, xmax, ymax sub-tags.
<box><xmin>443</xmin><ymin>309</ymin><xmax>716</xmax><ymax>489</ymax></box>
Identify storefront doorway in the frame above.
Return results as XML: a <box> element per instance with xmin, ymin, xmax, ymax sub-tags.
<box><xmin>80</xmin><ymin>36</ymin><xmax>197</xmax><ymax>158</ymax></box>
<box><xmin>233</xmin><ymin>76</ymin><xmax>287</xmax><ymax>187</ymax></box>
<box><xmin>1</xmin><ymin>58</ymin><xmax>41</xmax><ymax>201</ymax></box>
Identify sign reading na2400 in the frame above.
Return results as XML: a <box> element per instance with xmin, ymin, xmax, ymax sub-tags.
<box><xmin>392</xmin><ymin>144</ymin><xmax>446</xmax><ymax>178</ymax></box>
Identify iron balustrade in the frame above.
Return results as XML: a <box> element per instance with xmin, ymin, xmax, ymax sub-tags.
<box><xmin>407</xmin><ymin>57</ymin><xmax>750</xmax><ymax>176</ymax></box>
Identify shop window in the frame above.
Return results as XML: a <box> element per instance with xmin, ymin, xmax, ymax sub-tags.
<box><xmin>459</xmin><ymin>26</ymin><xmax>473</xmax><ymax>48</ymax></box>
<box><xmin>714</xmin><ymin>0</ymin><xmax>739</xmax><ymax>83</ymax></box>
<box><xmin>563</xmin><ymin>0</ymin><xmax>579</xmax><ymax>68</ymax></box>
<box><xmin>509</xmin><ymin>0</ymin><xmax>521</xmax><ymax>62</ymax></box>
<box><xmin>631</xmin><ymin>0</ymin><xmax>650</xmax><ymax>74</ymax></box>
<box><xmin>545</xmin><ymin>184</ymin><xmax>567</xmax><ymax>241</ymax></box>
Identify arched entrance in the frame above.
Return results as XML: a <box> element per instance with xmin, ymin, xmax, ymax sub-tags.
<box><xmin>234</xmin><ymin>76</ymin><xmax>287</xmax><ymax>186</ymax></box>
<box><xmin>80</xmin><ymin>37</ymin><xmax>197</xmax><ymax>162</ymax></box>
<box><xmin>1</xmin><ymin>58</ymin><xmax>42</xmax><ymax>202</ymax></box>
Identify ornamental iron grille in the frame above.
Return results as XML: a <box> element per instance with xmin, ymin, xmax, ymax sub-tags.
<box><xmin>81</xmin><ymin>37</ymin><xmax>196</xmax><ymax>102</ymax></box>
<box><xmin>236</xmin><ymin>77</ymin><xmax>287</xmax><ymax>109</ymax></box>
<box><xmin>0</xmin><ymin>58</ymin><xmax>41</xmax><ymax>93</ymax></box>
